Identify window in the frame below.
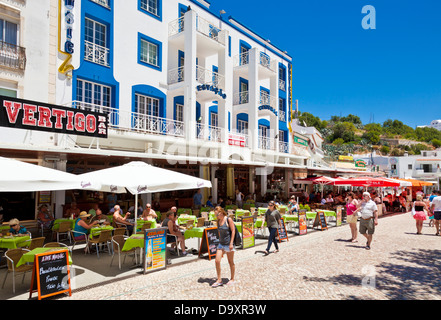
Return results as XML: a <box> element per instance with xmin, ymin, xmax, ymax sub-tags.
<box><xmin>0</xmin><ymin>19</ymin><xmax>18</xmax><ymax>45</ymax></box>
<box><xmin>211</xmin><ymin>112</ymin><xmax>218</xmax><ymax>127</ymax></box>
<box><xmin>237</xmin><ymin>120</ymin><xmax>248</xmax><ymax>134</ymax></box>
<box><xmin>138</xmin><ymin>33</ymin><xmax>161</xmax><ymax>71</ymax></box>
<box><xmin>175</xmin><ymin>104</ymin><xmax>184</xmax><ymax>122</ymax></box>
<box><xmin>85</xmin><ymin>18</ymin><xmax>106</xmax><ymax>48</ymax></box>
<box><xmin>139</xmin><ymin>0</ymin><xmax>161</xmax><ymax>21</ymax></box>
<box><xmin>76</xmin><ymin>79</ymin><xmax>111</xmax><ymax>111</ymax></box>
<box><xmin>140</xmin><ymin>39</ymin><xmax>158</xmax><ymax>67</ymax></box>
<box><xmin>408</xmin><ymin>164</ymin><xmax>412</xmax><ymax>170</ymax></box>
<box><xmin>84</xmin><ymin>18</ymin><xmax>109</xmax><ymax>66</ymax></box>
<box><xmin>90</xmin><ymin>0</ymin><xmax>110</xmax><ymax>8</ymax></box>
<box><xmin>135</xmin><ymin>94</ymin><xmax>159</xmax><ymax>118</ymax></box>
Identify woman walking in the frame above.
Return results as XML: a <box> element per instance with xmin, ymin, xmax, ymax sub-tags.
<box><xmin>212</xmin><ymin>206</ymin><xmax>236</xmax><ymax>287</ymax></box>
<box><xmin>263</xmin><ymin>201</ymin><xmax>282</xmax><ymax>255</ymax></box>
<box><xmin>413</xmin><ymin>194</ymin><xmax>428</xmax><ymax>234</ymax></box>
<box><xmin>345</xmin><ymin>192</ymin><xmax>359</xmax><ymax>242</ymax></box>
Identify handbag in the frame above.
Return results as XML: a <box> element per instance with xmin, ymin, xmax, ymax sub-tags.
<box><xmin>228</xmin><ymin>217</ymin><xmax>242</xmax><ymax>247</ymax></box>
<box><xmin>411</xmin><ymin>203</ymin><xmax>416</xmax><ymax>216</ymax></box>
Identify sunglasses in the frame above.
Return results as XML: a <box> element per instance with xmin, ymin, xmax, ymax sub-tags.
<box><xmin>10</xmin><ymin>224</ymin><xmax>17</xmax><ymax>227</ymax></box>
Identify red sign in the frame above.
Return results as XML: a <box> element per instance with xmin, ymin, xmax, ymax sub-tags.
<box><xmin>228</xmin><ymin>134</ymin><xmax>245</xmax><ymax>147</ymax></box>
<box><xmin>0</xmin><ymin>96</ymin><xmax>108</xmax><ymax>138</ymax></box>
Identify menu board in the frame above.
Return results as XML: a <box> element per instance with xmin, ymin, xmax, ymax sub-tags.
<box><xmin>277</xmin><ymin>218</ymin><xmax>289</xmax><ymax>242</ymax></box>
<box><xmin>143</xmin><ymin>227</ymin><xmax>167</xmax><ymax>274</ymax></box>
<box><xmin>199</xmin><ymin>227</ymin><xmax>219</xmax><ymax>260</ymax></box>
<box><xmin>30</xmin><ymin>249</ymin><xmax>71</xmax><ymax>300</ymax></box>
<box><xmin>313</xmin><ymin>210</ymin><xmax>328</xmax><ymax>231</ymax></box>
<box><xmin>241</xmin><ymin>216</ymin><xmax>255</xmax><ymax>249</ymax></box>
<box><xmin>298</xmin><ymin>210</ymin><xmax>307</xmax><ymax>235</ymax></box>
<box><xmin>336</xmin><ymin>206</ymin><xmax>342</xmax><ymax>227</ymax></box>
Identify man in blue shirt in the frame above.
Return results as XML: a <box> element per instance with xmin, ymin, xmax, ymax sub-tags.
<box><xmin>193</xmin><ymin>189</ymin><xmax>202</xmax><ymax>209</ymax></box>
<box><xmin>206</xmin><ymin>196</ymin><xmax>214</xmax><ymax>208</ymax></box>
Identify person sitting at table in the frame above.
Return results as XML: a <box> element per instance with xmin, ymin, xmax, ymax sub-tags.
<box><xmin>8</xmin><ymin>218</ymin><xmax>27</xmax><ymax>235</ymax></box>
<box><xmin>113</xmin><ymin>205</ymin><xmax>134</xmax><ymax>235</ymax></box>
<box><xmin>88</xmin><ymin>203</ymin><xmax>99</xmax><ymax>217</ymax></box>
<box><xmin>141</xmin><ymin>203</ymin><xmax>158</xmax><ymax>222</ymax></box>
<box><xmin>89</xmin><ymin>208</ymin><xmax>110</xmax><ymax>225</ymax></box>
<box><xmin>37</xmin><ymin>204</ymin><xmax>54</xmax><ymax>229</ymax></box>
<box><xmin>162</xmin><ymin>210</ymin><xmax>187</xmax><ymax>256</ymax></box>
<box><xmin>217</xmin><ymin>197</ymin><xmax>226</xmax><ymax>209</ymax></box>
<box><xmin>64</xmin><ymin>201</ymin><xmax>81</xmax><ymax>218</ymax></box>
<box><xmin>288</xmin><ymin>196</ymin><xmax>299</xmax><ymax>214</ymax></box>
<box><xmin>206</xmin><ymin>196</ymin><xmax>214</xmax><ymax>208</ymax></box>
<box><xmin>73</xmin><ymin>211</ymin><xmax>99</xmax><ymax>240</ymax></box>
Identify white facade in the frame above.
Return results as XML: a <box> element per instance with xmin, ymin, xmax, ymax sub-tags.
<box><xmin>417</xmin><ymin>120</ymin><xmax>441</xmax><ymax>131</ymax></box>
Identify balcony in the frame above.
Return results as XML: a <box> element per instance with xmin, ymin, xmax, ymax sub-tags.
<box><xmin>0</xmin><ymin>41</ymin><xmax>26</xmax><ymax>71</ymax></box>
<box><xmin>278</xmin><ymin>79</ymin><xmax>286</xmax><ymax>91</ymax></box>
<box><xmin>84</xmin><ymin>41</ymin><xmax>109</xmax><ymax>67</ymax></box>
<box><xmin>70</xmin><ymin>101</ymin><xmax>185</xmax><ymax>138</ymax></box>
<box><xmin>259</xmin><ymin>92</ymin><xmax>277</xmax><ymax>109</ymax></box>
<box><xmin>90</xmin><ymin>0</ymin><xmax>110</xmax><ymax>8</ymax></box>
<box><xmin>258</xmin><ymin>135</ymin><xmax>276</xmax><ymax>151</ymax></box>
<box><xmin>279</xmin><ymin>141</ymin><xmax>289</xmax><ymax>153</ymax></box>
<box><xmin>233</xmin><ymin>51</ymin><xmax>278</xmax><ymax>77</ymax></box>
<box><xmin>196</xmin><ymin>123</ymin><xmax>222</xmax><ymax>142</ymax></box>
<box><xmin>196</xmin><ymin>66</ymin><xmax>225</xmax><ymax>89</ymax></box>
<box><xmin>233</xmin><ymin>91</ymin><xmax>249</xmax><ymax>106</ymax></box>
<box><xmin>168</xmin><ymin>15</ymin><xmax>226</xmax><ymax>46</ymax></box>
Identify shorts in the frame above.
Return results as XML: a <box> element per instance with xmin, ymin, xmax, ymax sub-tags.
<box><xmin>359</xmin><ymin>218</ymin><xmax>375</xmax><ymax>235</ymax></box>
<box><xmin>434</xmin><ymin>211</ymin><xmax>441</xmax><ymax>221</ymax></box>
<box><xmin>217</xmin><ymin>243</ymin><xmax>235</xmax><ymax>252</ymax></box>
<box><xmin>346</xmin><ymin>214</ymin><xmax>358</xmax><ymax>224</ymax></box>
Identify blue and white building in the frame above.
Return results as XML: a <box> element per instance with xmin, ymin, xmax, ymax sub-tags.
<box><xmin>0</xmin><ymin>0</ymin><xmax>331</xmax><ymax>219</ymax></box>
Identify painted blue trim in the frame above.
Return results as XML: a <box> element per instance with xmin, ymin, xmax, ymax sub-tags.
<box><xmin>260</xmin><ymin>86</ymin><xmax>270</xmax><ymax>95</ymax></box>
<box><xmin>236</xmin><ymin>113</ymin><xmax>248</xmax><ymax>131</ymax></box>
<box><xmin>74</xmin><ymin>0</ymin><xmax>119</xmax><ymax>124</ymax></box>
<box><xmin>138</xmin><ymin>0</ymin><xmax>162</xmax><ymax>22</ymax></box>
<box><xmin>239</xmin><ymin>77</ymin><xmax>248</xmax><ymax>93</ymax></box>
<box><xmin>137</xmin><ymin>32</ymin><xmax>162</xmax><ymax>72</ymax></box>
<box><xmin>208</xmin><ymin>105</ymin><xmax>218</xmax><ymax>126</ymax></box>
<box><xmin>228</xmin><ymin>36</ymin><xmax>231</xmax><ymax>57</ymax></box>
<box><xmin>173</xmin><ymin>96</ymin><xmax>184</xmax><ymax>121</ymax></box>
<box><xmin>258</xmin><ymin>119</ymin><xmax>270</xmax><ymax>128</ymax></box>
<box><xmin>228</xmin><ymin>111</ymin><xmax>231</xmax><ymax>131</ymax></box>
<box><xmin>239</xmin><ymin>40</ymin><xmax>251</xmax><ymax>53</ymax></box>
<box><xmin>132</xmin><ymin>84</ymin><xmax>166</xmax><ymax>119</ymax></box>
<box><xmin>88</xmin><ymin>0</ymin><xmax>112</xmax><ymax>10</ymax></box>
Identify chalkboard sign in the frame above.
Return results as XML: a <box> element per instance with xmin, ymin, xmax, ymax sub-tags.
<box><xmin>277</xmin><ymin>218</ymin><xmax>289</xmax><ymax>242</ymax></box>
<box><xmin>313</xmin><ymin>210</ymin><xmax>328</xmax><ymax>231</ymax></box>
<box><xmin>29</xmin><ymin>249</ymin><xmax>71</xmax><ymax>300</ymax></box>
<box><xmin>298</xmin><ymin>210</ymin><xmax>307</xmax><ymax>235</ymax></box>
<box><xmin>198</xmin><ymin>227</ymin><xmax>219</xmax><ymax>260</ymax></box>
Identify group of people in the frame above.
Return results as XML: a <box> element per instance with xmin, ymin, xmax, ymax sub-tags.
<box><xmin>411</xmin><ymin>190</ymin><xmax>441</xmax><ymax>235</ymax></box>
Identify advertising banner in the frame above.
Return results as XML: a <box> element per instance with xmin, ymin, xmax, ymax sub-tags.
<box><xmin>143</xmin><ymin>227</ymin><xmax>167</xmax><ymax>274</ymax></box>
<box><xmin>0</xmin><ymin>96</ymin><xmax>108</xmax><ymax>138</ymax></box>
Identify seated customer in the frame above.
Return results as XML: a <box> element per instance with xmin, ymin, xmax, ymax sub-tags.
<box><xmin>113</xmin><ymin>205</ymin><xmax>134</xmax><ymax>234</ymax></box>
<box><xmin>37</xmin><ymin>204</ymin><xmax>54</xmax><ymax>229</ymax></box>
<box><xmin>89</xmin><ymin>208</ymin><xmax>110</xmax><ymax>225</ymax></box>
<box><xmin>73</xmin><ymin>211</ymin><xmax>99</xmax><ymax>241</ymax></box>
<box><xmin>8</xmin><ymin>218</ymin><xmax>27</xmax><ymax>235</ymax></box>
<box><xmin>161</xmin><ymin>210</ymin><xmax>187</xmax><ymax>256</ymax></box>
<box><xmin>141</xmin><ymin>203</ymin><xmax>158</xmax><ymax>221</ymax></box>
<box><xmin>64</xmin><ymin>201</ymin><xmax>81</xmax><ymax>218</ymax></box>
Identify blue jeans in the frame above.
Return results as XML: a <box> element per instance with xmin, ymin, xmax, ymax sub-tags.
<box><xmin>266</xmin><ymin>227</ymin><xmax>279</xmax><ymax>252</ymax></box>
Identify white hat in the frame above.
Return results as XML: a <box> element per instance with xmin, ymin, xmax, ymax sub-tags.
<box><xmin>363</xmin><ymin>192</ymin><xmax>371</xmax><ymax>198</ymax></box>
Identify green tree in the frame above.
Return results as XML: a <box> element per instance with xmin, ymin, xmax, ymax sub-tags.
<box><xmin>432</xmin><ymin>139</ymin><xmax>441</xmax><ymax>148</ymax></box>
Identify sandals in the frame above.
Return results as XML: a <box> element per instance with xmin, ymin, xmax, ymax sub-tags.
<box><xmin>263</xmin><ymin>250</ymin><xmax>269</xmax><ymax>255</ymax></box>
<box><xmin>211</xmin><ymin>281</ymin><xmax>223</xmax><ymax>288</ymax></box>
<box><xmin>274</xmin><ymin>249</ymin><xmax>279</xmax><ymax>253</ymax></box>
<box><xmin>226</xmin><ymin>280</ymin><xmax>235</xmax><ymax>286</ymax></box>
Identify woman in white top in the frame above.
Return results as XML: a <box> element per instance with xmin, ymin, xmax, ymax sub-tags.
<box><xmin>235</xmin><ymin>189</ymin><xmax>244</xmax><ymax>209</ymax></box>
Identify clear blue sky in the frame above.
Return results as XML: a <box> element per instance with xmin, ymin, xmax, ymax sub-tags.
<box><xmin>209</xmin><ymin>0</ymin><xmax>441</xmax><ymax>128</ymax></box>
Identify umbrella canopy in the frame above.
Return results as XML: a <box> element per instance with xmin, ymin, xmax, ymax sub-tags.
<box><xmin>79</xmin><ymin>161</ymin><xmax>213</xmax><ymax>231</ymax></box>
<box><xmin>333</xmin><ymin>176</ymin><xmax>402</xmax><ymax>187</ymax></box>
<box><xmin>293</xmin><ymin>176</ymin><xmax>337</xmax><ymax>185</ymax></box>
<box><xmin>394</xmin><ymin>179</ymin><xmax>433</xmax><ymax>187</ymax></box>
<box><xmin>79</xmin><ymin>161</ymin><xmax>212</xmax><ymax>195</ymax></box>
<box><xmin>0</xmin><ymin>156</ymin><xmax>97</xmax><ymax>192</ymax></box>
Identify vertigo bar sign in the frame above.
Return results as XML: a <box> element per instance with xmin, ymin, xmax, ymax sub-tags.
<box><xmin>0</xmin><ymin>96</ymin><xmax>108</xmax><ymax>138</ymax></box>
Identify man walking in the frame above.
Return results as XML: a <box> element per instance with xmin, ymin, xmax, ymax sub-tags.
<box><xmin>430</xmin><ymin>190</ymin><xmax>441</xmax><ymax>236</ymax></box>
<box><xmin>356</xmin><ymin>192</ymin><xmax>378</xmax><ymax>250</ymax></box>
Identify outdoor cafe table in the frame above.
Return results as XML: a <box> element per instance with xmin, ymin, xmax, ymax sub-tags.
<box><xmin>122</xmin><ymin>233</ymin><xmax>145</xmax><ymax>252</ymax></box>
<box><xmin>136</xmin><ymin>219</ymin><xmax>157</xmax><ymax>232</ymax></box>
<box><xmin>16</xmin><ymin>247</ymin><xmax>73</xmax><ymax>267</ymax></box>
<box><xmin>234</xmin><ymin>209</ymin><xmax>250</xmax><ymax>220</ymax></box>
<box><xmin>0</xmin><ymin>234</ymin><xmax>31</xmax><ymax>249</ymax></box>
<box><xmin>177</xmin><ymin>215</ymin><xmax>197</xmax><ymax>226</ymax></box>
<box><xmin>89</xmin><ymin>225</ymin><xmax>114</xmax><ymax>239</ymax></box>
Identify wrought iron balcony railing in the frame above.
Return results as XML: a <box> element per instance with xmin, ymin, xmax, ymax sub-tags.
<box><xmin>0</xmin><ymin>41</ymin><xmax>26</xmax><ymax>71</ymax></box>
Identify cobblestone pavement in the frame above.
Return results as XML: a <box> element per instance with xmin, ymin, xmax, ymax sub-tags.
<box><xmin>60</xmin><ymin>212</ymin><xmax>441</xmax><ymax>301</ymax></box>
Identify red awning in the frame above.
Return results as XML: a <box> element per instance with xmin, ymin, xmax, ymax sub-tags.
<box><xmin>332</xmin><ymin>176</ymin><xmax>401</xmax><ymax>187</ymax></box>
